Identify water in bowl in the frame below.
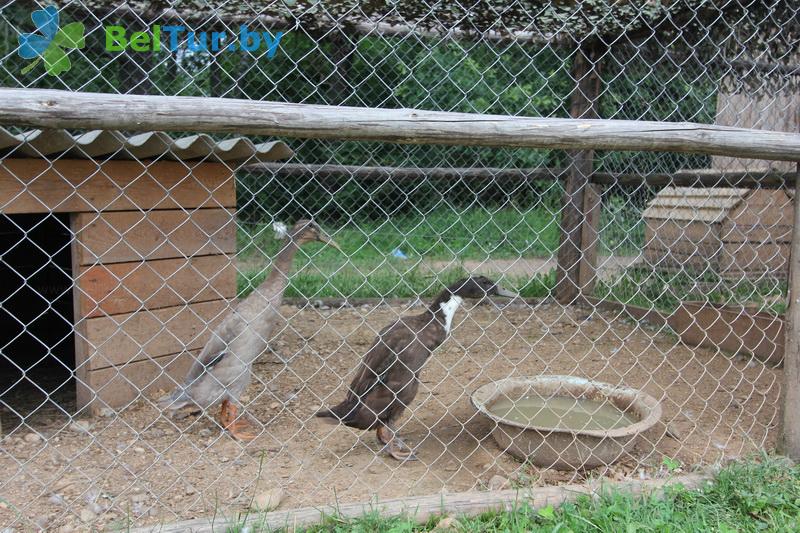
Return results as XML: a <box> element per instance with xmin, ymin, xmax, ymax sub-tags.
<box><xmin>489</xmin><ymin>395</ymin><xmax>635</xmax><ymax>431</ymax></box>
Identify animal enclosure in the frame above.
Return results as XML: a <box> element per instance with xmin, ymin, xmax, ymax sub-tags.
<box><xmin>0</xmin><ymin>2</ymin><xmax>799</xmax><ymax>532</ymax></box>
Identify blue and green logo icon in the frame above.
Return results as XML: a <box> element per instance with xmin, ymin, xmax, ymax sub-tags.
<box><xmin>18</xmin><ymin>6</ymin><xmax>85</xmax><ymax>76</ymax></box>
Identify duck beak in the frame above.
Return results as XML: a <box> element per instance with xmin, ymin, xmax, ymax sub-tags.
<box><xmin>319</xmin><ymin>232</ymin><xmax>343</xmax><ymax>252</ymax></box>
<box><xmin>495</xmin><ymin>286</ymin><xmax>518</xmax><ymax>298</ymax></box>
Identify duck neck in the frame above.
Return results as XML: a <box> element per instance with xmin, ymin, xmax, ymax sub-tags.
<box><xmin>255</xmin><ymin>238</ymin><xmax>299</xmax><ymax>299</ymax></box>
<box><xmin>430</xmin><ymin>290</ymin><xmax>463</xmax><ymax>334</ymax></box>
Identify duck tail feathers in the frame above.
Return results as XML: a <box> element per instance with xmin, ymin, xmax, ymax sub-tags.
<box><xmin>158</xmin><ymin>387</ymin><xmax>191</xmax><ymax>411</ymax></box>
<box><xmin>315</xmin><ymin>407</ymin><xmax>338</xmax><ymax>420</ymax></box>
<box><xmin>316</xmin><ymin>399</ymin><xmax>363</xmax><ymax>426</ymax></box>
<box><xmin>315</xmin><ymin>399</ymin><xmax>356</xmax><ymax>420</ymax></box>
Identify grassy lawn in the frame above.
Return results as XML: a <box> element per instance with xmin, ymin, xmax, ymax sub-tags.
<box><xmin>236</xmin><ymin>205</ymin><xmax>640</xmax><ymax>299</ymax></box>
<box><xmin>236</xmin><ymin>205</ymin><xmax>785</xmax><ymax>312</ymax></box>
<box><xmin>232</xmin><ymin>457</ymin><xmax>800</xmax><ymax>532</ymax></box>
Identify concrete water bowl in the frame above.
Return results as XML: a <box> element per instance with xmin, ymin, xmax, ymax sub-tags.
<box><xmin>471</xmin><ymin>376</ymin><xmax>662</xmax><ymax>470</ymax></box>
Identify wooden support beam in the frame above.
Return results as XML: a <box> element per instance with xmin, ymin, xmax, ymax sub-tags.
<box><xmin>578</xmin><ymin>183</ymin><xmax>602</xmax><ymax>294</ymax></box>
<box><xmin>2</xmin><ymin>89</ymin><xmax>800</xmax><ymax>161</ymax></box>
<box><xmin>780</xmin><ymin>159</ymin><xmax>800</xmax><ymax>459</ymax></box>
<box><xmin>556</xmin><ymin>42</ymin><xmax>603</xmax><ymax>304</ymax></box>
<box><xmin>247</xmin><ymin>163</ymin><xmax>799</xmax><ymax>188</ymax></box>
<box><xmin>596</xmin><ymin>168</ymin><xmax>799</xmax><ymax>188</ymax></box>
<box><xmin>245</xmin><ymin>163</ymin><xmax>563</xmax><ymax>181</ymax></box>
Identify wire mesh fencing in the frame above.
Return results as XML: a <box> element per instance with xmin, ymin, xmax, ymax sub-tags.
<box><xmin>0</xmin><ymin>1</ymin><xmax>798</xmax><ymax>531</ymax></box>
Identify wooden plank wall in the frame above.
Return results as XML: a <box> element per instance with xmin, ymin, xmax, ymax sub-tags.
<box><xmin>643</xmin><ymin>219</ymin><xmax>723</xmax><ymax>271</ymax></box>
<box><xmin>1</xmin><ymin>159</ymin><xmax>237</xmax><ymax>412</ymax></box>
<box><xmin>719</xmin><ymin>189</ymin><xmax>793</xmax><ymax>277</ymax></box>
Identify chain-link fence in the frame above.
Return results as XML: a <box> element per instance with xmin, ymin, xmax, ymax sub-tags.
<box><xmin>0</xmin><ymin>1</ymin><xmax>798</xmax><ymax>531</ymax></box>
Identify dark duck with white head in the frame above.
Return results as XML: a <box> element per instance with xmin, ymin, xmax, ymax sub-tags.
<box><xmin>160</xmin><ymin>219</ymin><xmax>340</xmax><ymax>441</ymax></box>
<box><xmin>316</xmin><ymin>276</ymin><xmax>517</xmax><ymax>460</ymax></box>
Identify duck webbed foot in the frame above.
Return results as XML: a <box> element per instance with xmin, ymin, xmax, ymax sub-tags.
<box><xmin>377</xmin><ymin>425</ymin><xmax>417</xmax><ymax>461</ymax></box>
<box><xmin>219</xmin><ymin>399</ymin><xmax>258</xmax><ymax>442</ymax></box>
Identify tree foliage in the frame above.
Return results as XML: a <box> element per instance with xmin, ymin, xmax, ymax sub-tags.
<box><xmin>0</xmin><ymin>2</ymin><xmax>766</xmax><ymax>221</ymax></box>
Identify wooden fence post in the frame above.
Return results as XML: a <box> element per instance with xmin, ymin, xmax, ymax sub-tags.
<box><xmin>780</xmin><ymin>162</ymin><xmax>800</xmax><ymax>460</ymax></box>
<box><xmin>578</xmin><ymin>183</ymin><xmax>602</xmax><ymax>294</ymax></box>
<box><xmin>556</xmin><ymin>40</ymin><xmax>603</xmax><ymax>304</ymax></box>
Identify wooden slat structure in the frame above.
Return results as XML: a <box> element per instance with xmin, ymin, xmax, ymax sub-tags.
<box><xmin>0</xmin><ymin>131</ymin><xmax>292</xmax><ymax>413</ymax></box>
<box><xmin>643</xmin><ymin>187</ymin><xmax>794</xmax><ymax>277</ymax></box>
<box><xmin>53</xmin><ymin>160</ymin><xmax>238</xmax><ymax>411</ymax></box>
<box><xmin>130</xmin><ymin>472</ymin><xmax>713</xmax><ymax>533</ymax></box>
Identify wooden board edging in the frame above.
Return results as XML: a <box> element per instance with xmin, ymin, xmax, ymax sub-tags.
<box><xmin>580</xmin><ymin>296</ymin><xmax>786</xmax><ymax>366</ymax></box>
<box><xmin>668</xmin><ymin>301</ymin><xmax>785</xmax><ymax>367</ymax></box>
<box><xmin>130</xmin><ymin>472</ymin><xmax>712</xmax><ymax>533</ymax></box>
<box><xmin>280</xmin><ymin>296</ymin><xmax>545</xmax><ymax>308</ymax></box>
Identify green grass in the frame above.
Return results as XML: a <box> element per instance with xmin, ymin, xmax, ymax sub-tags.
<box><xmin>595</xmin><ymin>267</ymin><xmax>787</xmax><ymax>315</ymax></box>
<box><xmin>229</xmin><ymin>457</ymin><xmax>800</xmax><ymax>532</ymax></box>
<box><xmin>236</xmin><ymin>205</ymin><xmax>639</xmax><ymax>299</ymax></box>
<box><xmin>236</xmin><ymin>206</ymin><xmax>785</xmax><ymax>311</ymax></box>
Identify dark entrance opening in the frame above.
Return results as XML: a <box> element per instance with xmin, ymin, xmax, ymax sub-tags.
<box><xmin>0</xmin><ymin>213</ymin><xmax>75</xmax><ymax>432</ymax></box>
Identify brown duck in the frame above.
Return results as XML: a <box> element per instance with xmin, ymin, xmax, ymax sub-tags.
<box><xmin>316</xmin><ymin>276</ymin><xmax>517</xmax><ymax>460</ymax></box>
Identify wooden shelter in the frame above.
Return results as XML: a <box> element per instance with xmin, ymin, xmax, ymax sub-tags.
<box><xmin>643</xmin><ymin>187</ymin><xmax>794</xmax><ymax>278</ymax></box>
<box><xmin>0</xmin><ymin>128</ymin><xmax>292</xmax><ymax>413</ymax></box>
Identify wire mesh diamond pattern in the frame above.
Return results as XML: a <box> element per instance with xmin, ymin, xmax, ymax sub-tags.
<box><xmin>0</xmin><ymin>0</ymin><xmax>797</xmax><ymax>530</ymax></box>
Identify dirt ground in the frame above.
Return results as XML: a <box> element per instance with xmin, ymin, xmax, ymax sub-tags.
<box><xmin>0</xmin><ymin>301</ymin><xmax>780</xmax><ymax>531</ymax></box>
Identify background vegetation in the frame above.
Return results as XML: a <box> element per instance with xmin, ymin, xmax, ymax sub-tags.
<box><xmin>4</xmin><ymin>5</ymin><xmax>777</xmax><ymax>310</ymax></box>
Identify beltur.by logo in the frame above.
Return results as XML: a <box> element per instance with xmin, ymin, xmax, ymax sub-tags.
<box><xmin>17</xmin><ymin>6</ymin><xmax>85</xmax><ymax>76</ymax></box>
<box><xmin>16</xmin><ymin>7</ymin><xmax>284</xmax><ymax>77</ymax></box>
<box><xmin>105</xmin><ymin>25</ymin><xmax>284</xmax><ymax>56</ymax></box>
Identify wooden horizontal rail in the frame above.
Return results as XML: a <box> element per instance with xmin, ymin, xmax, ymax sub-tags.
<box><xmin>130</xmin><ymin>472</ymin><xmax>712</xmax><ymax>533</ymax></box>
<box><xmin>603</xmin><ymin>168</ymin><xmax>799</xmax><ymax>188</ymax></box>
<box><xmin>1</xmin><ymin>89</ymin><xmax>799</xmax><ymax>161</ymax></box>
<box><xmin>247</xmin><ymin>162</ymin><xmax>799</xmax><ymax>188</ymax></box>
<box><xmin>245</xmin><ymin>163</ymin><xmax>563</xmax><ymax>181</ymax></box>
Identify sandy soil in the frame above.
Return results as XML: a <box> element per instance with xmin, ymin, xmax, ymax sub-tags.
<box><xmin>0</xmin><ymin>301</ymin><xmax>780</xmax><ymax>531</ymax></box>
